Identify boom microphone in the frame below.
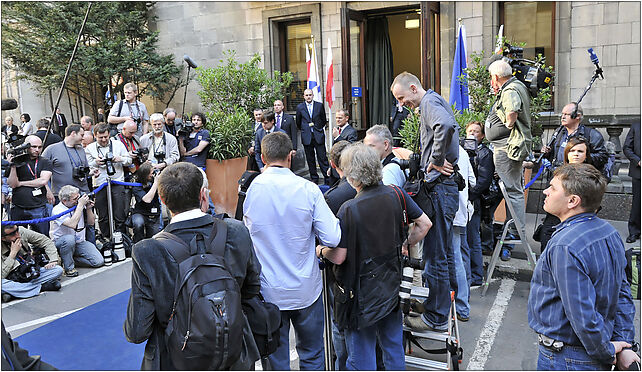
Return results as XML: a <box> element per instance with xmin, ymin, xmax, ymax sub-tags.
<box><xmin>1</xmin><ymin>99</ymin><xmax>18</xmax><ymax>111</ymax></box>
<box><xmin>183</xmin><ymin>55</ymin><xmax>198</xmax><ymax>69</ymax></box>
<box><xmin>587</xmin><ymin>48</ymin><xmax>604</xmax><ymax>79</ymax></box>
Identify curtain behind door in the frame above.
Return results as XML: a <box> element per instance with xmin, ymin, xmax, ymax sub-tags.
<box><xmin>366</xmin><ymin>17</ymin><xmax>394</xmax><ymax>128</ymax></box>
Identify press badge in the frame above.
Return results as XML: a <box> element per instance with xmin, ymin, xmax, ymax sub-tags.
<box><xmin>150</xmin><ymin>208</ymin><xmax>158</xmax><ymax>214</ymax></box>
<box><xmin>32</xmin><ymin>188</ymin><xmax>42</xmax><ymax>197</ymax></box>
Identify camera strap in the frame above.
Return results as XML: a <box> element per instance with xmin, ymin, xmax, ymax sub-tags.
<box><xmin>153</xmin><ymin>133</ymin><xmax>166</xmax><ymax>154</ymax></box>
<box><xmin>26</xmin><ymin>158</ymin><xmax>38</xmax><ymax>179</ymax></box>
<box><xmin>118</xmin><ymin>133</ymin><xmax>137</xmax><ymax>152</ymax></box>
<box><xmin>96</xmin><ymin>140</ymin><xmax>113</xmax><ymax>158</ymax></box>
<box><xmin>64</xmin><ymin>144</ymin><xmax>84</xmax><ymax>167</ymax></box>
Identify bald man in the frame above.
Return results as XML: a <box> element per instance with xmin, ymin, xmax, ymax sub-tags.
<box><xmin>295</xmin><ymin>89</ymin><xmax>330</xmax><ymax>184</ymax></box>
<box><xmin>7</xmin><ymin>135</ymin><xmax>54</xmax><ymax>235</ymax></box>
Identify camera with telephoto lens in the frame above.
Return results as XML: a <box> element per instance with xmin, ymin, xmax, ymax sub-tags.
<box><xmin>132</xmin><ymin>147</ymin><xmax>149</xmax><ymax>164</ymax></box>
<box><xmin>72</xmin><ymin>165</ymin><xmax>91</xmax><ymax>181</ymax></box>
<box><xmin>460</xmin><ymin>137</ymin><xmax>478</xmax><ymax>158</ymax></box>
<box><xmin>395</xmin><ymin>153</ymin><xmax>422</xmax><ymax>181</ymax></box>
<box><xmin>154</xmin><ymin>148</ymin><xmax>166</xmax><ymax>164</ymax></box>
<box><xmin>6</xmin><ymin>253</ymin><xmax>40</xmax><ymax>283</ymax></box>
<box><xmin>399</xmin><ymin>255</ymin><xmax>424</xmax><ymax>314</ymax></box>
<box><xmin>104</xmin><ymin>152</ymin><xmax>116</xmax><ymax>176</ymax></box>
<box><xmin>177</xmin><ymin>121</ymin><xmax>194</xmax><ymax>137</ymax></box>
<box><xmin>6</xmin><ymin>134</ymin><xmax>30</xmax><ymax>168</ymax></box>
<box><xmin>32</xmin><ymin>247</ymin><xmax>50</xmax><ymax>267</ymax></box>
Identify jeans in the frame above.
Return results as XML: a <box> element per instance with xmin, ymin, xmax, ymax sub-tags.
<box><xmin>1</xmin><ymin>266</ymin><xmax>63</xmax><ymax>298</ymax></box>
<box><xmin>493</xmin><ymin>148</ymin><xmax>526</xmax><ymax>234</ymax></box>
<box><xmin>10</xmin><ymin>204</ymin><xmax>50</xmax><ymax>236</ymax></box>
<box><xmin>536</xmin><ymin>344</ymin><xmax>610</xmax><ymax>371</ymax></box>
<box><xmin>466</xmin><ymin>208</ymin><xmax>484</xmax><ymax>284</ymax></box>
<box><xmin>332</xmin><ymin>318</ymin><xmax>348</xmax><ymax>370</ymax></box>
<box><xmin>421</xmin><ymin>180</ymin><xmax>459</xmax><ymax>329</ymax></box>
<box><xmin>452</xmin><ymin>226</ymin><xmax>470</xmax><ymax>318</ymax></box>
<box><xmin>344</xmin><ymin>308</ymin><xmax>405</xmax><ymax>371</ymax></box>
<box><xmin>268</xmin><ymin>295</ymin><xmax>325</xmax><ymax>370</ymax></box>
<box><xmin>131</xmin><ymin>213</ymin><xmax>161</xmax><ymax>243</ymax></box>
<box><xmin>54</xmin><ymin>235</ymin><xmax>104</xmax><ymax>271</ymax></box>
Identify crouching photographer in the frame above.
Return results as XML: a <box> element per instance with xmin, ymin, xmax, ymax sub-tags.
<box><xmin>127</xmin><ymin>163</ymin><xmax>161</xmax><ymax>243</ymax></box>
<box><xmin>316</xmin><ymin>144</ymin><xmax>431</xmax><ymax>370</ymax></box>
<box><xmin>1</xmin><ymin>224</ymin><xmax>63</xmax><ymax>303</ymax></box>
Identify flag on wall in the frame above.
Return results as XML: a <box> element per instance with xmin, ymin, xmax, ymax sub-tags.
<box><xmin>307</xmin><ymin>42</ymin><xmax>322</xmax><ymax>103</ymax></box>
<box><xmin>325</xmin><ymin>38</ymin><xmax>335</xmax><ymax>109</ymax></box>
<box><xmin>494</xmin><ymin>24</ymin><xmax>504</xmax><ymax>54</ymax></box>
<box><xmin>449</xmin><ymin>23</ymin><xmax>469</xmax><ymax>111</ymax></box>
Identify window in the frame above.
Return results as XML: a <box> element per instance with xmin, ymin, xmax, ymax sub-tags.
<box><xmin>279</xmin><ymin>20</ymin><xmax>311</xmax><ymax>111</ymax></box>
<box><xmin>502</xmin><ymin>2</ymin><xmax>555</xmax><ymax>69</ymax></box>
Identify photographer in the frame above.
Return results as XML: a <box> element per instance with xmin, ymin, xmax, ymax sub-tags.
<box><xmin>162</xmin><ymin>107</ymin><xmax>182</xmax><ymax>138</ymax></box>
<box><xmin>7</xmin><ymin>135</ymin><xmax>54</xmax><ymax>236</ymax></box>
<box><xmin>107</xmin><ymin>82</ymin><xmax>149</xmax><ymax>137</ymax></box>
<box><xmin>127</xmin><ymin>162</ymin><xmax>161</xmax><ymax>243</ymax></box>
<box><xmin>85</xmin><ymin>123</ymin><xmax>132</xmax><ymax>241</ymax></box>
<box><xmin>318</xmin><ymin>144</ymin><xmax>431</xmax><ymax>370</ymax></box>
<box><xmin>116</xmin><ymin>120</ymin><xmax>143</xmax><ymax>180</ymax></box>
<box><xmin>2</xmin><ymin>224</ymin><xmax>62</xmax><ymax>302</ymax></box>
<box><xmin>484</xmin><ymin>59</ymin><xmax>532</xmax><ymax>261</ymax></box>
<box><xmin>178</xmin><ymin>112</ymin><xmax>210</xmax><ymax>170</ymax></box>
<box><xmin>364</xmin><ymin>124</ymin><xmax>406</xmax><ymax>187</ymax></box>
<box><xmin>50</xmin><ymin>185</ymin><xmax>103</xmax><ymax>277</ymax></box>
<box><xmin>140</xmin><ymin>113</ymin><xmax>180</xmax><ymax>172</ymax></box>
<box><xmin>42</xmin><ymin>124</ymin><xmax>92</xmax><ymax>202</ymax></box>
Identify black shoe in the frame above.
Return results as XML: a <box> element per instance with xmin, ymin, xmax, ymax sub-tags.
<box><xmin>41</xmin><ymin>280</ymin><xmax>61</xmax><ymax>292</ymax></box>
<box><xmin>626</xmin><ymin>234</ymin><xmax>640</xmax><ymax>243</ymax></box>
<box><xmin>1</xmin><ymin>293</ymin><xmax>14</xmax><ymax>303</ymax></box>
<box><xmin>457</xmin><ymin>313</ymin><xmax>469</xmax><ymax>322</ymax></box>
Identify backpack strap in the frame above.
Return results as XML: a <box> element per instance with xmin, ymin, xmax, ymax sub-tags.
<box><xmin>117</xmin><ymin>99</ymin><xmax>124</xmax><ymax>117</ymax></box>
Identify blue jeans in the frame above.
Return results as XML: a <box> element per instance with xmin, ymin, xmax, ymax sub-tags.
<box><xmin>344</xmin><ymin>308</ymin><xmax>405</xmax><ymax>370</ymax></box>
<box><xmin>10</xmin><ymin>204</ymin><xmax>50</xmax><ymax>236</ymax></box>
<box><xmin>54</xmin><ymin>235</ymin><xmax>104</xmax><ymax>271</ymax></box>
<box><xmin>422</xmin><ymin>180</ymin><xmax>459</xmax><ymax>329</ymax></box>
<box><xmin>1</xmin><ymin>266</ymin><xmax>63</xmax><ymax>298</ymax></box>
<box><xmin>131</xmin><ymin>213</ymin><xmax>161</xmax><ymax>243</ymax></box>
<box><xmin>452</xmin><ymin>226</ymin><xmax>470</xmax><ymax>318</ymax></box>
<box><xmin>537</xmin><ymin>344</ymin><xmax>610</xmax><ymax>371</ymax></box>
<box><xmin>466</xmin><ymin>208</ymin><xmax>484</xmax><ymax>284</ymax></box>
<box><xmin>268</xmin><ymin>295</ymin><xmax>325</xmax><ymax>370</ymax></box>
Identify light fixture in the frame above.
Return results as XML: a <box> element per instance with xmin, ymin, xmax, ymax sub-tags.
<box><xmin>405</xmin><ymin>18</ymin><xmax>419</xmax><ymax>29</ymax></box>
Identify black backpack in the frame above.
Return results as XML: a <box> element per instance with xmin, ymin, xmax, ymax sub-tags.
<box><xmin>155</xmin><ymin>219</ymin><xmax>245</xmax><ymax>370</ymax></box>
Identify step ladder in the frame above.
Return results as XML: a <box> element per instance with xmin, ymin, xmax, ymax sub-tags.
<box><xmin>481</xmin><ymin>180</ymin><xmax>537</xmax><ymax>297</ymax></box>
<box><xmin>403</xmin><ymin>289</ymin><xmax>462</xmax><ymax>370</ymax></box>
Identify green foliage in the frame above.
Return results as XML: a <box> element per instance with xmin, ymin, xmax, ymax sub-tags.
<box><xmin>461</xmin><ymin>52</ymin><xmax>493</xmax><ymax>115</ymax></box>
<box><xmin>399</xmin><ymin>107</ymin><xmax>421</xmax><ymax>153</ymax></box>
<box><xmin>451</xmin><ymin>105</ymin><xmax>486</xmax><ymax>137</ymax></box>
<box><xmin>196</xmin><ymin>50</ymin><xmax>292</xmax><ymax>160</ymax></box>
<box><xmin>205</xmin><ymin>107</ymin><xmax>253</xmax><ymax>161</ymax></box>
<box><xmin>1</xmin><ymin>2</ymin><xmax>189</xmax><ymax>117</ymax></box>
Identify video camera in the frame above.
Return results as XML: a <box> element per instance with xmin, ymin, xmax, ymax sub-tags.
<box><xmin>399</xmin><ymin>255</ymin><xmax>424</xmax><ymax>315</ymax></box>
<box><xmin>132</xmin><ymin>147</ymin><xmax>149</xmax><ymax>164</ymax></box>
<box><xmin>498</xmin><ymin>41</ymin><xmax>554</xmax><ymax>97</ymax></box>
<box><xmin>177</xmin><ymin>121</ymin><xmax>194</xmax><ymax>137</ymax></box>
<box><xmin>5</xmin><ymin>134</ymin><xmax>30</xmax><ymax>168</ymax></box>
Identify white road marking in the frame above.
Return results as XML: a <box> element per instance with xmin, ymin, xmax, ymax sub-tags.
<box><xmin>466</xmin><ymin>278</ymin><xmax>516</xmax><ymax>370</ymax></box>
<box><xmin>253</xmin><ymin>347</ymin><xmax>298</xmax><ymax>370</ymax></box>
<box><xmin>6</xmin><ymin>308</ymin><xmax>83</xmax><ymax>332</ymax></box>
<box><xmin>2</xmin><ymin>259</ymin><xmax>131</xmax><ymax>309</ymax></box>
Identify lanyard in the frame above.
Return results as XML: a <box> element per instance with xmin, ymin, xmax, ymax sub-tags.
<box><xmin>96</xmin><ymin>141</ymin><xmax>113</xmax><ymax>158</ymax></box>
<box><xmin>153</xmin><ymin>134</ymin><xmax>166</xmax><ymax>154</ymax></box>
<box><xmin>26</xmin><ymin>159</ymin><xmax>38</xmax><ymax>179</ymax></box>
<box><xmin>118</xmin><ymin>134</ymin><xmax>137</xmax><ymax>151</ymax></box>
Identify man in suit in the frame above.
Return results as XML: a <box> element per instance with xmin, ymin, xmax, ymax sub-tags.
<box><xmin>624</xmin><ymin>122</ymin><xmax>641</xmax><ymax>243</ymax></box>
<box><xmin>247</xmin><ymin>108</ymin><xmax>263</xmax><ymax>171</ymax></box>
<box><xmin>255</xmin><ymin>111</ymin><xmax>286</xmax><ymax>171</ymax></box>
<box><xmin>52</xmin><ymin>108</ymin><xmax>67</xmax><ymax>137</ymax></box>
<box><xmin>390</xmin><ymin>102</ymin><xmax>409</xmax><ymax>147</ymax></box>
<box><xmin>274</xmin><ymin>99</ymin><xmax>297</xmax><ymax>151</ymax></box>
<box><xmin>296</xmin><ymin>89</ymin><xmax>330</xmax><ymax>184</ymax></box>
<box><xmin>328</xmin><ymin>109</ymin><xmax>358</xmax><ymax>185</ymax></box>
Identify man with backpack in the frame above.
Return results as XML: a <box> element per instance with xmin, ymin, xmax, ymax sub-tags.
<box><xmin>124</xmin><ymin>162</ymin><xmax>262</xmax><ymax>370</ymax></box>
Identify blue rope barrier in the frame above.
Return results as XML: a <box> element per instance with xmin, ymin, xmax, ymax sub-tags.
<box><xmin>111</xmin><ymin>180</ymin><xmax>143</xmax><ymax>187</ymax></box>
<box><xmin>524</xmin><ymin>158</ymin><xmax>552</xmax><ymax>190</ymax></box>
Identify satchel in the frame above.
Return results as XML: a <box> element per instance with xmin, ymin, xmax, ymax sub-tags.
<box><xmin>403</xmin><ymin>178</ymin><xmax>435</xmax><ymax>218</ymax></box>
<box><xmin>242</xmin><ymin>293</ymin><xmax>282</xmax><ymax>357</ymax></box>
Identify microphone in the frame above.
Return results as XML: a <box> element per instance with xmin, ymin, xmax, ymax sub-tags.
<box><xmin>587</xmin><ymin>48</ymin><xmax>604</xmax><ymax>79</ymax></box>
<box><xmin>183</xmin><ymin>55</ymin><xmax>198</xmax><ymax>69</ymax></box>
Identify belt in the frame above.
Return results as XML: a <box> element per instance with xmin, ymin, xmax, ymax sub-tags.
<box><xmin>538</xmin><ymin>334</ymin><xmax>565</xmax><ymax>352</ymax></box>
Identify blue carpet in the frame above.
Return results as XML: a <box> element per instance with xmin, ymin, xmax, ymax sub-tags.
<box><xmin>15</xmin><ymin>289</ymin><xmax>145</xmax><ymax>370</ymax></box>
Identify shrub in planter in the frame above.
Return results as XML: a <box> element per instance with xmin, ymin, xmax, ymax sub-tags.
<box><xmin>205</xmin><ymin>107</ymin><xmax>253</xmax><ymax>161</ymax></box>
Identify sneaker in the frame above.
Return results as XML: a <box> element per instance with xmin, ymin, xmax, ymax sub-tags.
<box><xmin>41</xmin><ymin>280</ymin><xmax>61</xmax><ymax>292</ymax></box>
<box><xmin>457</xmin><ymin>313</ymin><xmax>469</xmax><ymax>322</ymax></box>
<box><xmin>500</xmin><ymin>248</ymin><xmax>511</xmax><ymax>261</ymax></box>
<box><xmin>1</xmin><ymin>293</ymin><xmax>14</xmax><ymax>303</ymax></box>
<box><xmin>404</xmin><ymin>314</ymin><xmax>447</xmax><ymax>333</ymax></box>
<box><xmin>64</xmin><ymin>268</ymin><xmax>79</xmax><ymax>277</ymax></box>
<box><xmin>409</xmin><ymin>298</ymin><xmax>425</xmax><ymax>314</ymax></box>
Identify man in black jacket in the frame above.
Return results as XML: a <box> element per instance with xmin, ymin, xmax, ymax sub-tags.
<box><xmin>273</xmin><ymin>99</ymin><xmax>297</xmax><ymax>151</ymax></box>
<box><xmin>33</xmin><ymin>118</ymin><xmax>63</xmax><ymax>150</ymax></box>
<box><xmin>624</xmin><ymin>122</ymin><xmax>640</xmax><ymax>243</ymax></box>
<box><xmin>124</xmin><ymin>162</ymin><xmax>261</xmax><ymax>370</ymax></box>
<box><xmin>296</xmin><ymin>89</ymin><xmax>330</xmax><ymax>184</ymax></box>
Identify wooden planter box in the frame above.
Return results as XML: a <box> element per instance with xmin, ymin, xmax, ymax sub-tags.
<box><xmin>205</xmin><ymin>157</ymin><xmax>248</xmax><ymax>216</ymax></box>
<box><xmin>494</xmin><ymin>167</ymin><xmax>533</xmax><ymax>223</ymax></box>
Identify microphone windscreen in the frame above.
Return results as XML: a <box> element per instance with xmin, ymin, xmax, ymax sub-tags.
<box><xmin>1</xmin><ymin>99</ymin><xmax>18</xmax><ymax>111</ymax></box>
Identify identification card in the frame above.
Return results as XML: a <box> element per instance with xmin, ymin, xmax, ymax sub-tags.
<box><xmin>308</xmin><ymin>122</ymin><xmax>314</xmax><ymax>127</ymax></box>
<box><xmin>32</xmin><ymin>188</ymin><xmax>42</xmax><ymax>197</ymax></box>
<box><xmin>150</xmin><ymin>207</ymin><xmax>158</xmax><ymax>214</ymax></box>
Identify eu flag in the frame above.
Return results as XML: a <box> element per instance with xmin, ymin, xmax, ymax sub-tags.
<box><xmin>449</xmin><ymin>24</ymin><xmax>469</xmax><ymax>111</ymax></box>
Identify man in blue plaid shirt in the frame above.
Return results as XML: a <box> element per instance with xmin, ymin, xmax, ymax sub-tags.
<box><xmin>528</xmin><ymin>163</ymin><xmax>639</xmax><ymax>370</ymax></box>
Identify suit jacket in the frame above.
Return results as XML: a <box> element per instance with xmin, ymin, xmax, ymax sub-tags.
<box><xmin>276</xmin><ymin>112</ymin><xmax>297</xmax><ymax>150</ymax></box>
<box><xmin>623</xmin><ymin>122</ymin><xmax>641</xmax><ymax>180</ymax></box>
<box><xmin>124</xmin><ymin>214</ymin><xmax>261</xmax><ymax>370</ymax></box>
<box><xmin>296</xmin><ymin>101</ymin><xmax>327</xmax><ymax>146</ymax></box>
<box><xmin>34</xmin><ymin>129</ymin><xmax>63</xmax><ymax>150</ymax></box>
<box><xmin>52</xmin><ymin>113</ymin><xmax>67</xmax><ymax>129</ymax></box>
<box><xmin>333</xmin><ymin>124</ymin><xmax>358</xmax><ymax>144</ymax></box>
<box><xmin>324</xmin><ymin>177</ymin><xmax>357</xmax><ymax>216</ymax></box>
<box><xmin>255</xmin><ymin>127</ymin><xmax>286</xmax><ymax>169</ymax></box>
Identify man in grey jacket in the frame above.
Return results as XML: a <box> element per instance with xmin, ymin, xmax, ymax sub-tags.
<box><xmin>139</xmin><ymin>113</ymin><xmax>180</xmax><ymax>172</ymax></box>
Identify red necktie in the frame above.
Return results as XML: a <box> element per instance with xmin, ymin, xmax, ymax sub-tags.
<box><xmin>338</xmin><ymin>126</ymin><xmax>342</xmax><ymax>135</ymax></box>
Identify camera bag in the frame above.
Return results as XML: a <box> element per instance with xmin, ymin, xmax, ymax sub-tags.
<box><xmin>241</xmin><ymin>293</ymin><xmax>282</xmax><ymax>358</ymax></box>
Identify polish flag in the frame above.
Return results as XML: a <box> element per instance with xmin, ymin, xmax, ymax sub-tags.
<box><xmin>325</xmin><ymin>38</ymin><xmax>335</xmax><ymax>108</ymax></box>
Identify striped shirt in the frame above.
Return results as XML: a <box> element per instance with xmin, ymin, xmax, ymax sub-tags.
<box><xmin>528</xmin><ymin>212</ymin><xmax>636</xmax><ymax>365</ymax></box>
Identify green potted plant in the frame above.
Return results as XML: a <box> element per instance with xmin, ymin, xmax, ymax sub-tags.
<box><xmin>196</xmin><ymin>50</ymin><xmax>292</xmax><ymax>214</ymax></box>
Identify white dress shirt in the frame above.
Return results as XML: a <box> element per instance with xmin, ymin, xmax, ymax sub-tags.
<box><xmin>85</xmin><ymin>138</ymin><xmax>132</xmax><ymax>185</ymax></box>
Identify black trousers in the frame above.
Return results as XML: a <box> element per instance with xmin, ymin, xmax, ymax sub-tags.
<box><xmin>629</xmin><ymin>178</ymin><xmax>641</xmax><ymax>236</ymax></box>
<box><xmin>95</xmin><ymin>184</ymin><xmax>129</xmax><ymax>241</ymax></box>
<box><xmin>303</xmin><ymin>139</ymin><xmax>330</xmax><ymax>183</ymax></box>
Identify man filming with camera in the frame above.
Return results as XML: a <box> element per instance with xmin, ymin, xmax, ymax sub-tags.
<box><xmin>6</xmin><ymin>135</ymin><xmax>54</xmax><ymax>236</ymax></box>
<box><xmin>178</xmin><ymin>112</ymin><xmax>210</xmax><ymax>170</ymax></box>
<box><xmin>1</xmin><ymin>224</ymin><xmax>62</xmax><ymax>302</ymax></box>
<box><xmin>162</xmin><ymin>108</ymin><xmax>182</xmax><ymax>138</ymax></box>
<box><xmin>364</xmin><ymin>124</ymin><xmax>406</xmax><ymax>187</ymax></box>
<box><xmin>85</xmin><ymin>123</ymin><xmax>132</xmax><ymax>242</ymax></box>
<box><xmin>107</xmin><ymin>82</ymin><xmax>149</xmax><ymax>138</ymax></box>
<box><xmin>140</xmin><ymin>113</ymin><xmax>180</xmax><ymax>172</ymax></box>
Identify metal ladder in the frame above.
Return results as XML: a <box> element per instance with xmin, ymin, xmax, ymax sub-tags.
<box><xmin>404</xmin><ymin>289</ymin><xmax>462</xmax><ymax>370</ymax></box>
<box><xmin>481</xmin><ymin>180</ymin><xmax>537</xmax><ymax>297</ymax></box>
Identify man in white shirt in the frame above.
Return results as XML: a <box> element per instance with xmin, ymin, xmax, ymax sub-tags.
<box><xmin>50</xmin><ymin>185</ymin><xmax>103</xmax><ymax>277</ymax></box>
<box><xmin>364</xmin><ymin>124</ymin><xmax>407</xmax><ymax>187</ymax></box>
<box><xmin>243</xmin><ymin>131</ymin><xmax>341</xmax><ymax>370</ymax></box>
<box><xmin>85</xmin><ymin>123</ymin><xmax>132</xmax><ymax>241</ymax></box>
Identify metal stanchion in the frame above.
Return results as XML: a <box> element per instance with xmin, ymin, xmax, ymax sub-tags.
<box><xmin>321</xmin><ymin>264</ymin><xmax>335</xmax><ymax>370</ymax></box>
<box><xmin>102</xmin><ymin>177</ymin><xmax>114</xmax><ymax>266</ymax></box>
